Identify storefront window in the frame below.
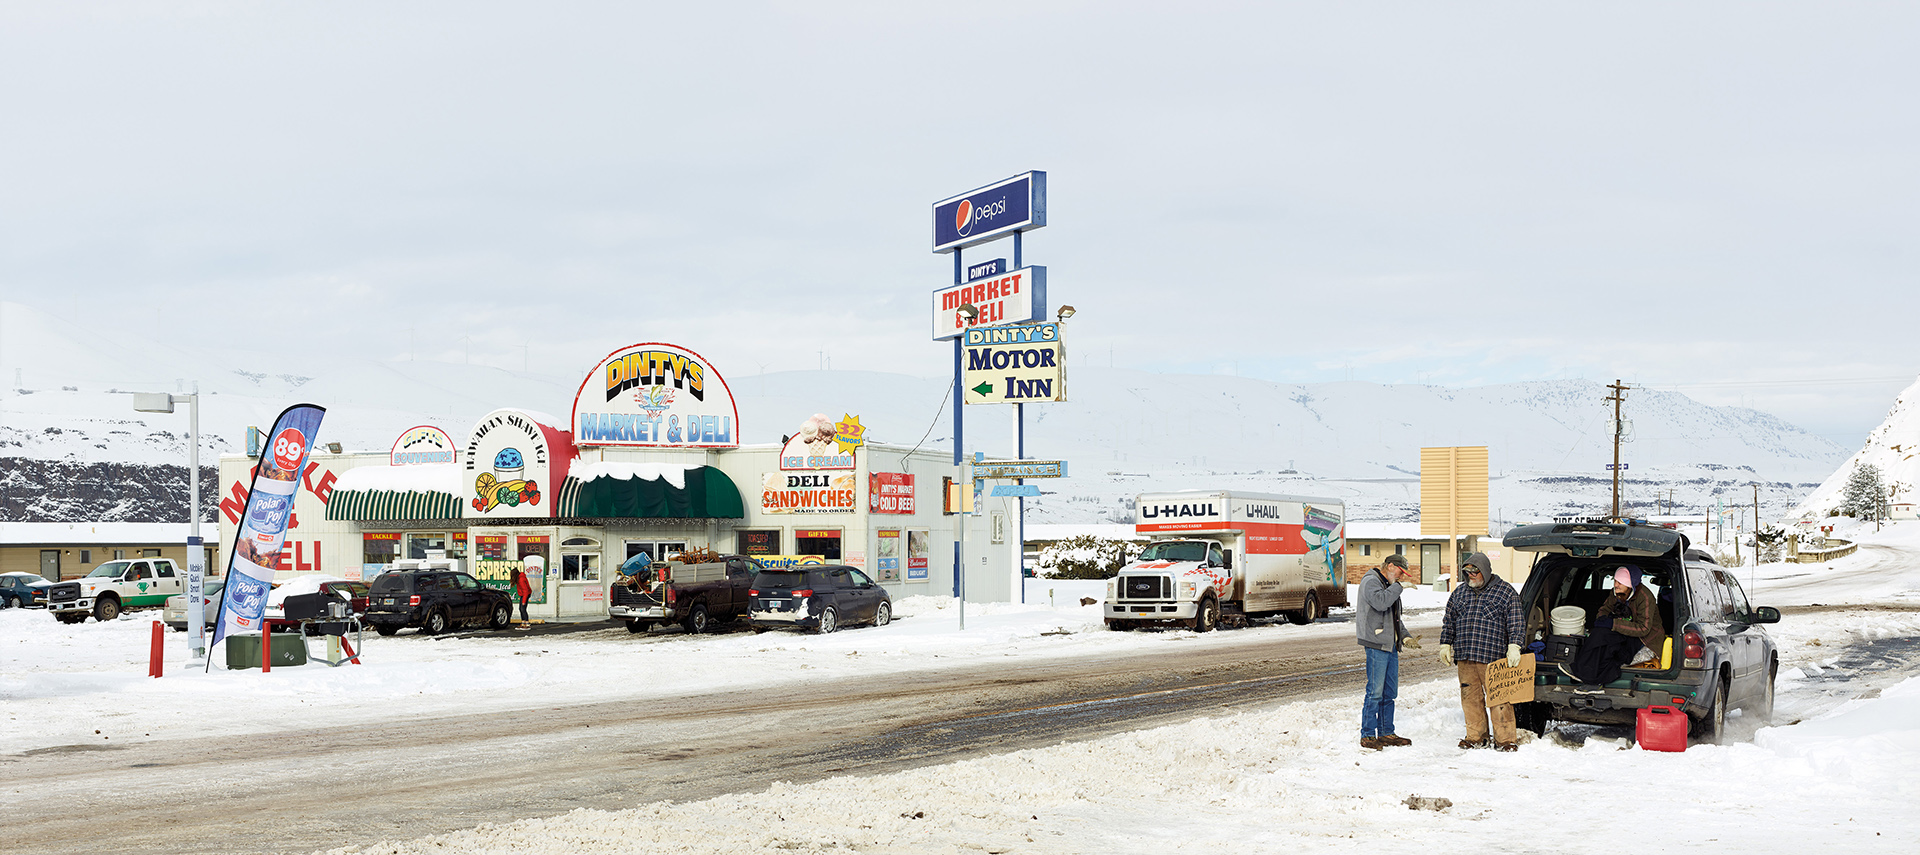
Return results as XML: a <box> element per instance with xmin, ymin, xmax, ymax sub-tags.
<box><xmin>450</xmin><ymin>531</ymin><xmax>468</xmax><ymax>560</ymax></box>
<box><xmin>736</xmin><ymin>530</ymin><xmax>779</xmax><ymax>556</ymax></box>
<box><xmin>796</xmin><ymin>529</ymin><xmax>842</xmax><ymax>560</ymax></box>
<box><xmin>407</xmin><ymin>533</ymin><xmax>448</xmax><ymax>559</ymax></box>
<box><xmin>562</xmin><ymin>554</ymin><xmax>600</xmax><ymax>582</ymax></box>
<box><xmin>475</xmin><ymin>534</ymin><xmax>509</xmax><ymax>560</ymax></box>
<box><xmin>363</xmin><ymin>533</ymin><xmax>401</xmax><ymax>579</ymax></box>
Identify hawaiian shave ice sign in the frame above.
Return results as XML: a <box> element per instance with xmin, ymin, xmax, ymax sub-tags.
<box><xmin>463</xmin><ymin>408</ymin><xmax>572</xmax><ymax>519</ymax></box>
<box><xmin>571</xmin><ymin>342</ymin><xmax>739</xmax><ymax>448</ymax></box>
<box><xmin>391</xmin><ymin>425</ymin><xmax>457</xmax><ymax>466</ymax></box>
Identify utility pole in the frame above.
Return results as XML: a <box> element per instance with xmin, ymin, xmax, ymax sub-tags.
<box><xmin>1605</xmin><ymin>380</ymin><xmax>1629</xmax><ymax>521</ymax></box>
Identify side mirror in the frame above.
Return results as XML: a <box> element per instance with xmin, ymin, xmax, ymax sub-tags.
<box><xmin>1750</xmin><ymin>606</ymin><xmax>1781</xmax><ymax>624</ymax></box>
<box><xmin>1223</xmin><ymin>550</ymin><xmax>1234</xmax><ymax>570</ymax></box>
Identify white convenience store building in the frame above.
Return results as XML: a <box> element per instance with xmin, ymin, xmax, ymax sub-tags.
<box><xmin>216</xmin><ymin>342</ymin><xmax>1010</xmax><ymax>621</ymax></box>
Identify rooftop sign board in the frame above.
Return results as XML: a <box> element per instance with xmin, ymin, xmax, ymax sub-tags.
<box><xmin>962</xmin><ymin>323</ymin><xmax>1065</xmax><ymax>404</ymax></box>
<box><xmin>571</xmin><ymin>342</ymin><xmax>740</xmax><ymax>448</ymax></box>
<box><xmin>932</xmin><ymin>171</ymin><xmax>1046</xmax><ymax>254</ymax></box>
<box><xmin>390</xmin><ymin>425</ymin><xmax>457</xmax><ymax>466</ymax></box>
<box><xmin>932</xmin><ymin>265</ymin><xmax>1046</xmax><ymax>341</ymax></box>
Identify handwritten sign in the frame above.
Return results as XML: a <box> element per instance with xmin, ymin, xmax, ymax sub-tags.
<box><xmin>1485</xmin><ymin>657</ymin><xmax>1538</xmax><ymax>707</ymax></box>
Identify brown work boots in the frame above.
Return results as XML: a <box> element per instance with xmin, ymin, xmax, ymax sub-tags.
<box><xmin>1361</xmin><ymin>734</ymin><xmax>1412</xmax><ymax>750</ymax></box>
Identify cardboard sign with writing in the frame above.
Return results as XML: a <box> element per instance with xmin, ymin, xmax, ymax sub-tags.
<box><xmin>1485</xmin><ymin>657</ymin><xmax>1538</xmax><ymax>707</ymax></box>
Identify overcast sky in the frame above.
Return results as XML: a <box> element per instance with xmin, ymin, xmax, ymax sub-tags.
<box><xmin>1</xmin><ymin>2</ymin><xmax>1914</xmax><ymax>446</ymax></box>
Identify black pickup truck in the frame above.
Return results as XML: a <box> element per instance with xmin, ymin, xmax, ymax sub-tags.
<box><xmin>609</xmin><ymin>555</ymin><xmax>763</xmax><ymax>634</ymax></box>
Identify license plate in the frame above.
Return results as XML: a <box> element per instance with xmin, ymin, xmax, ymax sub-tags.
<box><xmin>382</xmin><ymin>597</ymin><xmax>396</xmax><ymax>605</ymax></box>
<box><xmin>761</xmin><ymin>599</ymin><xmax>789</xmax><ymax>610</ymax></box>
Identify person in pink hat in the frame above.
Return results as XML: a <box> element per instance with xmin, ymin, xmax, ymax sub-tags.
<box><xmin>1561</xmin><ymin>565</ymin><xmax>1665</xmax><ymax>684</ymax></box>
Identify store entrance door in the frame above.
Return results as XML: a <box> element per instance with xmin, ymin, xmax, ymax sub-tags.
<box><xmin>556</xmin><ymin>536</ymin><xmax>605</xmax><ymax>617</ymax></box>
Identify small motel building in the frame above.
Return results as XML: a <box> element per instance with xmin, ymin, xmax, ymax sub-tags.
<box><xmin>0</xmin><ymin>522</ymin><xmax>219</xmax><ymax>582</ymax></box>
<box><xmin>216</xmin><ymin>342</ymin><xmax>1015</xmax><ymax>622</ymax></box>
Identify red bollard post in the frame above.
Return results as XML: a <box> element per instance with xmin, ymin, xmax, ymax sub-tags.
<box><xmin>261</xmin><ymin>623</ymin><xmax>273</xmax><ymax>673</ymax></box>
<box><xmin>149</xmin><ymin>621</ymin><xmax>164</xmax><ymax>678</ymax></box>
<box><xmin>339</xmin><ymin>636</ymin><xmax>361</xmax><ymax>665</ymax></box>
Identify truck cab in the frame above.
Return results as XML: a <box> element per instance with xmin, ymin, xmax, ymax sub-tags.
<box><xmin>46</xmin><ymin>558</ymin><xmax>186</xmax><ymax>623</ymax></box>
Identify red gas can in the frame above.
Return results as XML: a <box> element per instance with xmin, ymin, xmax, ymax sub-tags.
<box><xmin>1636</xmin><ymin>704</ymin><xmax>1688</xmax><ymax>752</ymax></box>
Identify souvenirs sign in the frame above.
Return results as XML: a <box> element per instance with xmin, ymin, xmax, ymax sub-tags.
<box><xmin>572</xmin><ymin>342</ymin><xmax>739</xmax><ymax>448</ymax></box>
<box><xmin>391</xmin><ymin>425</ymin><xmax>457</xmax><ymax>466</ymax></box>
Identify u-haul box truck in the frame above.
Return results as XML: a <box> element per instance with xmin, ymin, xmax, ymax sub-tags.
<box><xmin>1105</xmin><ymin>491</ymin><xmax>1348</xmax><ymax>631</ymax></box>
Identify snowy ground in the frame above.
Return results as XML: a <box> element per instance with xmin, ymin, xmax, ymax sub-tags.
<box><xmin>6</xmin><ymin>525</ymin><xmax>1920</xmax><ymax>852</ymax></box>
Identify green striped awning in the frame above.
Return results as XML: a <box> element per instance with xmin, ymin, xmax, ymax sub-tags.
<box><xmin>559</xmin><ymin>465</ymin><xmax>745</xmax><ymax>519</ymax></box>
<box><xmin>326</xmin><ymin>489</ymin><xmax>464</xmax><ymax>521</ymax></box>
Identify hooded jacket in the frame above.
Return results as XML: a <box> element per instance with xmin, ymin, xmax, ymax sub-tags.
<box><xmin>1440</xmin><ymin>560</ymin><xmax>1523</xmax><ymax>665</ymax></box>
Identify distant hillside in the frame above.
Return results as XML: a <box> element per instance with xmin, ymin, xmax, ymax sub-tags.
<box><xmin>1793</xmin><ymin>375</ymin><xmax>1920</xmax><ymax>519</ymax></box>
<box><xmin>0</xmin><ymin>300</ymin><xmax>1845</xmax><ymax>527</ymax></box>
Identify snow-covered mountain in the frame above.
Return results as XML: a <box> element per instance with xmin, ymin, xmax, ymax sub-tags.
<box><xmin>1792</xmin><ymin>375</ymin><xmax>1920</xmax><ymax>520</ymax></box>
<box><xmin>0</xmin><ymin>300</ymin><xmax>1845</xmax><ymax>527</ymax></box>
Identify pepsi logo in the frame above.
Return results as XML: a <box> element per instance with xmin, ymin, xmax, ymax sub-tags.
<box><xmin>955</xmin><ymin>199</ymin><xmax>974</xmax><ymax>236</ymax></box>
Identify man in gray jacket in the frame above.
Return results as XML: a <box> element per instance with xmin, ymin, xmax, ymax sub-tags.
<box><xmin>1356</xmin><ymin>553</ymin><xmax>1421</xmax><ymax>750</ymax></box>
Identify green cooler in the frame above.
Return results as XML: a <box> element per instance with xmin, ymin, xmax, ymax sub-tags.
<box><xmin>224</xmin><ymin>633</ymin><xmax>309</xmax><ymax>669</ymax></box>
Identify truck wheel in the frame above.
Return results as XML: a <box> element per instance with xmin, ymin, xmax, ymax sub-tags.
<box><xmin>489</xmin><ymin>603</ymin><xmax>512</xmax><ymax>630</ymax></box>
<box><xmin>1288</xmin><ymin>592</ymin><xmax>1318</xmax><ymax>626</ymax></box>
<box><xmin>683</xmin><ymin>603</ymin><xmax>711</xmax><ymax>634</ymax></box>
<box><xmin>58</xmin><ymin>613</ymin><xmax>87</xmax><ymax>625</ymax></box>
<box><xmin>1514</xmin><ymin>701</ymin><xmax>1550</xmax><ymax>737</ymax></box>
<box><xmin>1106</xmin><ymin>619</ymin><xmax>1133</xmax><ymax>632</ymax></box>
<box><xmin>626</xmin><ymin>620</ymin><xmax>654</xmax><ymax>634</ymax></box>
<box><xmin>815</xmin><ymin>606</ymin><xmax>838</xmax><ymax>634</ymax></box>
<box><xmin>422</xmin><ymin>609</ymin><xmax>450</xmax><ymax>635</ymax></box>
<box><xmin>1192</xmin><ymin>597</ymin><xmax>1218</xmax><ymax>633</ymax></box>
<box><xmin>94</xmin><ymin>596</ymin><xmax>122</xmax><ymax>622</ymax></box>
<box><xmin>873</xmin><ymin>601</ymin><xmax>892</xmax><ymax>628</ymax></box>
<box><xmin>1756</xmin><ymin>659</ymin><xmax>1777</xmax><ymax>724</ymax></box>
<box><xmin>374</xmin><ymin>624</ymin><xmax>399</xmax><ymax>636</ymax></box>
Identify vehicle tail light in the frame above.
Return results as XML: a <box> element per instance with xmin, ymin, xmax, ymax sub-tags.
<box><xmin>666</xmin><ymin>586</ymin><xmax>677</xmax><ymax>604</ymax></box>
<box><xmin>792</xmin><ymin>589</ymin><xmax>813</xmax><ymax>598</ymax></box>
<box><xmin>747</xmin><ymin>589</ymin><xmax>759</xmax><ymax>597</ymax></box>
<box><xmin>409</xmin><ymin>595</ymin><xmax>421</xmax><ymax>606</ymax></box>
<box><xmin>1683</xmin><ymin>629</ymin><xmax>1704</xmax><ymax>666</ymax></box>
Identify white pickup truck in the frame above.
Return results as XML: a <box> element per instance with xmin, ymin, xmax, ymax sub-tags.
<box><xmin>1105</xmin><ymin>490</ymin><xmax>1348</xmax><ymax>631</ymax></box>
<box><xmin>45</xmin><ymin>557</ymin><xmax>187</xmax><ymax>624</ymax></box>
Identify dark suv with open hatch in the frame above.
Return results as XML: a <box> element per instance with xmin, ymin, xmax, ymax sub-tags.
<box><xmin>365</xmin><ymin>570</ymin><xmax>513</xmax><ymax>636</ymax></box>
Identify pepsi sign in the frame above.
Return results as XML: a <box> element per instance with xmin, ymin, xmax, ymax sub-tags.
<box><xmin>932</xmin><ymin>171</ymin><xmax>1046</xmax><ymax>254</ymax></box>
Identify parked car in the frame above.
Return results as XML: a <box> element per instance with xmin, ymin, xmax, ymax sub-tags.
<box><xmin>1505</xmin><ymin>519</ymin><xmax>1780</xmax><ymax>744</ymax></box>
<box><xmin>162</xmin><ymin>581</ymin><xmax>226</xmax><ymax>631</ymax></box>
<box><xmin>262</xmin><ymin>576</ymin><xmax>373</xmax><ymax>634</ymax></box>
<box><xmin>1</xmin><ymin>572</ymin><xmax>54</xmax><ymax>608</ymax></box>
<box><xmin>363</xmin><ymin>570</ymin><xmax>513</xmax><ymax>636</ymax></box>
<box><xmin>748</xmin><ymin>565</ymin><xmax>892</xmax><ymax>634</ymax></box>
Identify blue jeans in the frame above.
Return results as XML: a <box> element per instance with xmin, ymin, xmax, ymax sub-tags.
<box><xmin>1361</xmin><ymin>646</ymin><xmax>1399</xmax><ymax>738</ymax></box>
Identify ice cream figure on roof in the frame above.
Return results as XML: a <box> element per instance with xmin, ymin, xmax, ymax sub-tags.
<box><xmin>474</xmin><ymin>446</ymin><xmax>541</xmax><ymax>513</ymax></box>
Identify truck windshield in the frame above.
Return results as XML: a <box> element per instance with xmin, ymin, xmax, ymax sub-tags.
<box><xmin>1139</xmin><ymin>542</ymin><xmax>1208</xmax><ymax>562</ymax></box>
<box><xmin>88</xmin><ymin>561</ymin><xmax>134</xmax><ymax>578</ymax></box>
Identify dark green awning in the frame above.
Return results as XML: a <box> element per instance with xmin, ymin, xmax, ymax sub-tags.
<box><xmin>560</xmin><ymin>466</ymin><xmax>745</xmax><ymax>519</ymax></box>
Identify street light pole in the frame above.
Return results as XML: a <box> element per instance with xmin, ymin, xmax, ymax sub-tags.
<box><xmin>134</xmin><ymin>385</ymin><xmax>204</xmax><ymax>660</ymax></box>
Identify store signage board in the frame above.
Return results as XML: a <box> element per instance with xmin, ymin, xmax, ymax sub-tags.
<box><xmin>932</xmin><ymin>171</ymin><xmax>1046</xmax><ymax>254</ymax></box>
<box><xmin>974</xmin><ymin>460</ymin><xmax>1068</xmax><ymax>479</ymax></box>
<box><xmin>932</xmin><ymin>266</ymin><xmax>1046</xmax><ymax>341</ymax></box>
<box><xmin>572</xmin><ymin>342</ymin><xmax>740</xmax><ymax>448</ymax></box>
<box><xmin>967</xmin><ymin>258</ymin><xmax>1006</xmax><ymax>281</ymax></box>
<box><xmin>462</xmin><ymin>408</ymin><xmax>570</xmax><ymax>519</ymax></box>
<box><xmin>391</xmin><ymin>425</ymin><xmax>457</xmax><ymax>466</ymax></box>
<box><xmin>962</xmin><ymin>323</ymin><xmax>1065</xmax><ymax>404</ymax></box>
<box><xmin>990</xmin><ymin>484</ymin><xmax>1043</xmax><ymax>497</ymax></box>
<box><xmin>1607</xmin><ymin>463</ymin><xmax>1629</xmax><ymax>471</ymax></box>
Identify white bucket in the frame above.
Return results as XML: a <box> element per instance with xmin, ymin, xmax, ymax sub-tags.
<box><xmin>1551</xmin><ymin>606</ymin><xmax>1588</xmax><ymax>637</ymax></box>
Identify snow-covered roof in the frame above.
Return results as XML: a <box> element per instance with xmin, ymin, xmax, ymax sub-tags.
<box><xmin>570</xmin><ymin>461</ymin><xmax>707</xmax><ymax>489</ymax></box>
<box><xmin>0</xmin><ymin>522</ymin><xmax>219</xmax><ymax>545</ymax></box>
<box><xmin>330</xmin><ymin>462</ymin><xmax>462</xmax><ymax>494</ymax></box>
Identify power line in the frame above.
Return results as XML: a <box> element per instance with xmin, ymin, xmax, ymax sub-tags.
<box><xmin>1648</xmin><ymin>376</ymin><xmax>1913</xmax><ymax>391</ymax></box>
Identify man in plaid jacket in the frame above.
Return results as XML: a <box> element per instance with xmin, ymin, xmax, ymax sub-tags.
<box><xmin>1439</xmin><ymin>552</ymin><xmax>1525</xmax><ymax>751</ymax></box>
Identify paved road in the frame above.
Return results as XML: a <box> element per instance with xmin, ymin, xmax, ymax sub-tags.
<box><xmin>3</xmin><ymin>615</ymin><xmax>1446</xmax><ymax>855</ymax></box>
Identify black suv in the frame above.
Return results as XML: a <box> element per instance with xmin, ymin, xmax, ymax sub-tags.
<box><xmin>1506</xmin><ymin>520</ymin><xmax>1780</xmax><ymax>744</ymax></box>
<box><xmin>748</xmin><ymin>565</ymin><xmax>892</xmax><ymax>634</ymax></box>
<box><xmin>364</xmin><ymin>570</ymin><xmax>513</xmax><ymax>636</ymax></box>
